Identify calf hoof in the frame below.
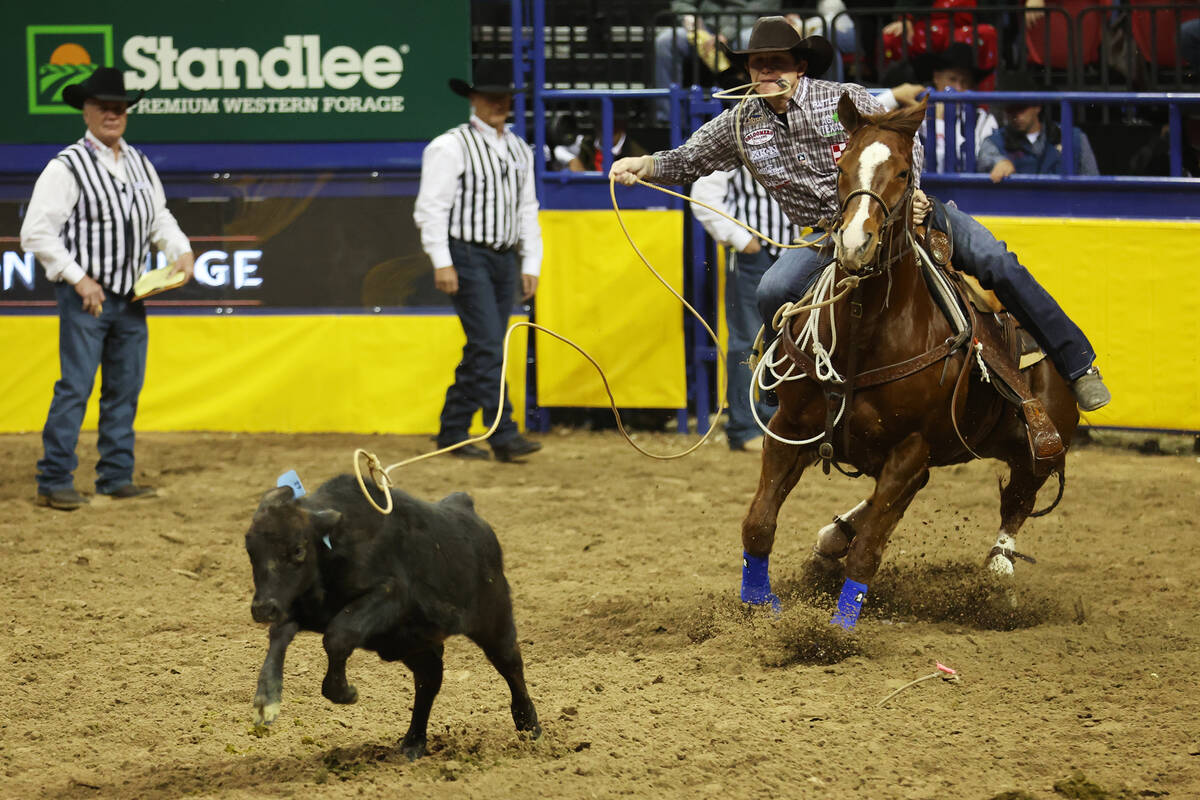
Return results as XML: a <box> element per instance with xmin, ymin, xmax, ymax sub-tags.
<box><xmin>321</xmin><ymin>679</ymin><xmax>358</xmax><ymax>705</ymax></box>
<box><xmin>399</xmin><ymin>735</ymin><xmax>427</xmax><ymax>761</ymax></box>
<box><xmin>252</xmin><ymin>695</ymin><xmax>281</xmax><ymax>725</ymax></box>
<box><xmin>513</xmin><ymin>705</ymin><xmax>541</xmax><ymax>739</ymax></box>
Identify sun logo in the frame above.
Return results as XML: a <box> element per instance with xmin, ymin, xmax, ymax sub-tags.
<box><xmin>26</xmin><ymin>24</ymin><xmax>113</xmax><ymax>114</ymax></box>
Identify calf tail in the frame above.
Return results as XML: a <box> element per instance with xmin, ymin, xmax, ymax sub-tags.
<box><xmin>1029</xmin><ymin>468</ymin><xmax>1065</xmax><ymax>518</ymax></box>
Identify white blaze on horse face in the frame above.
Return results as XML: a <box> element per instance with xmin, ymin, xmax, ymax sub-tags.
<box><xmin>840</xmin><ymin>141</ymin><xmax>894</xmax><ymax>256</ymax></box>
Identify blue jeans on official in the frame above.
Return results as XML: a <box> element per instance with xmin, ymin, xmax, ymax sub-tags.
<box><xmin>437</xmin><ymin>240</ymin><xmax>521</xmax><ymax>449</ymax></box>
<box><xmin>725</xmin><ymin>247</ymin><xmax>775</xmax><ymax>448</ymax></box>
<box><xmin>756</xmin><ymin>206</ymin><xmax>1096</xmax><ymax>381</ymax></box>
<box><xmin>37</xmin><ymin>282</ymin><xmax>148</xmax><ymax>494</ymax></box>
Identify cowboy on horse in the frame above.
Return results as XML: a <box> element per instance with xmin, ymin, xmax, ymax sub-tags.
<box><xmin>610</xmin><ymin>15</ymin><xmax>1103</xmax><ymax>615</ymax></box>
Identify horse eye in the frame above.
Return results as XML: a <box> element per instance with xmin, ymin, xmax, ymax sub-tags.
<box><xmin>292</xmin><ymin>544</ymin><xmax>307</xmax><ymax>561</ymax></box>
<box><xmin>898</xmin><ymin>170</ymin><xmax>910</xmax><ymax>178</ymax></box>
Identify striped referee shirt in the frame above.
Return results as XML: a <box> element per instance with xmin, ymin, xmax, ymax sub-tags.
<box><xmin>20</xmin><ymin>130</ymin><xmax>192</xmax><ymax>294</ymax></box>
<box><xmin>690</xmin><ymin>166</ymin><xmax>800</xmax><ymax>259</ymax></box>
<box><xmin>652</xmin><ymin>77</ymin><xmax>924</xmax><ymax>228</ymax></box>
<box><xmin>414</xmin><ymin>115</ymin><xmax>542</xmax><ymax>276</ymax></box>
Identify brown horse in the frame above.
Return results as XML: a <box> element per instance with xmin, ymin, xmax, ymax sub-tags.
<box><xmin>738</xmin><ymin>94</ymin><xmax>1079</xmax><ymax>621</ymax></box>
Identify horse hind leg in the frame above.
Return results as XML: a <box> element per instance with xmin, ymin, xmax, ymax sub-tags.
<box><xmin>986</xmin><ymin>460</ymin><xmax>1057</xmax><ymax>576</ymax></box>
<box><xmin>814</xmin><ymin>499</ymin><xmax>870</xmax><ymax>561</ymax></box>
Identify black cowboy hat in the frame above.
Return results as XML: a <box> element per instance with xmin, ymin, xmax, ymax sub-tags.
<box><xmin>449</xmin><ymin>62</ymin><xmax>523</xmax><ymax>97</ymax></box>
<box><xmin>718</xmin><ymin>16</ymin><xmax>834</xmax><ymax>79</ymax></box>
<box><xmin>62</xmin><ymin>66</ymin><xmax>145</xmax><ymax>110</ymax></box>
<box><xmin>912</xmin><ymin>43</ymin><xmax>992</xmax><ymax>87</ymax></box>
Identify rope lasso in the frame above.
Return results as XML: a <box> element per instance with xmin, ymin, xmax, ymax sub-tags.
<box><xmin>353</xmin><ymin>79</ymin><xmax>854</xmax><ymax>513</ymax></box>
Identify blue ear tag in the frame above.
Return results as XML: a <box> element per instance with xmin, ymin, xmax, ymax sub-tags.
<box><xmin>276</xmin><ymin>470</ymin><xmax>306</xmax><ymax>499</ymax></box>
<box><xmin>321</xmin><ymin>534</ymin><xmax>332</xmax><ymax>550</ymax></box>
<box><xmin>830</xmin><ymin>578</ymin><xmax>868</xmax><ymax>629</ymax></box>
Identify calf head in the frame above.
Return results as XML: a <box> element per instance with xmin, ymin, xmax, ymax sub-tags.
<box><xmin>245</xmin><ymin>485</ymin><xmax>342</xmax><ymax>624</ymax></box>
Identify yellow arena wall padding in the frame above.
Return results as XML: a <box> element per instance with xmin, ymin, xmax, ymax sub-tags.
<box><xmin>978</xmin><ymin>217</ymin><xmax>1200</xmax><ymax>431</ymax></box>
<box><xmin>535</xmin><ymin>209</ymin><xmax>687</xmax><ymax>408</ymax></box>
<box><xmin>0</xmin><ymin>314</ymin><xmax>527</xmax><ymax>434</ymax></box>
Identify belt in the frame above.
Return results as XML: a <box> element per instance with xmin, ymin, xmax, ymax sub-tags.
<box><xmin>454</xmin><ymin>239</ymin><xmax>516</xmax><ymax>255</ymax></box>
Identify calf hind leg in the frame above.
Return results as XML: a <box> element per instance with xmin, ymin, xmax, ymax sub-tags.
<box><xmin>475</xmin><ymin>622</ymin><xmax>540</xmax><ymax>739</ymax></box>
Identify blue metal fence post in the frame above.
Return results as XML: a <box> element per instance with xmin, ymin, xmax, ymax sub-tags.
<box><xmin>1060</xmin><ymin>100</ymin><xmax>1075</xmax><ymax>176</ymax></box>
<box><xmin>1168</xmin><ymin>102</ymin><xmax>1183</xmax><ymax>179</ymax></box>
<box><xmin>511</xmin><ymin>0</ymin><xmax>527</xmax><ymax>140</ymax></box>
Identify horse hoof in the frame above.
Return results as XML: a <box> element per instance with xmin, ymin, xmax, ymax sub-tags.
<box><xmin>987</xmin><ymin>554</ymin><xmax>1015</xmax><ymax>577</ymax></box>
<box><xmin>741</xmin><ymin>590</ymin><xmax>782</xmax><ymax>615</ymax></box>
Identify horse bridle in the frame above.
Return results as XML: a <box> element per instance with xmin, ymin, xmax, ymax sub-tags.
<box><xmin>835</xmin><ymin>172</ymin><xmax>916</xmax><ymax>274</ymax></box>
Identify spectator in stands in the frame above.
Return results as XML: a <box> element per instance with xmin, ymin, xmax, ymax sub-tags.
<box><xmin>881</xmin><ymin>0</ymin><xmax>998</xmax><ymax>90</ymax></box>
<box><xmin>1182</xmin><ymin>19</ymin><xmax>1200</xmax><ymax>77</ymax></box>
<box><xmin>551</xmin><ymin>112</ymin><xmax>649</xmax><ymax>172</ymax></box>
<box><xmin>978</xmin><ymin>74</ymin><xmax>1099</xmax><ymax>181</ymax></box>
<box><xmin>690</xmin><ymin>167</ymin><xmax>798</xmax><ymax>451</ymax></box>
<box><xmin>653</xmin><ymin>1</ymin><xmax>856</xmax><ymax>122</ymax></box>
<box><xmin>611</xmin><ymin>16</ymin><xmax>1112</xmax><ymax>412</ymax></box>
<box><xmin>878</xmin><ymin>42</ymin><xmax>999</xmax><ymax>171</ymax></box>
<box><xmin>413</xmin><ymin>64</ymin><xmax>543</xmax><ymax>462</ymax></box>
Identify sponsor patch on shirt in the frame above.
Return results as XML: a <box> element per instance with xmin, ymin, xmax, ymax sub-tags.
<box><xmin>813</xmin><ymin>96</ymin><xmax>840</xmax><ymax>112</ymax></box>
<box><xmin>744</xmin><ymin>128</ymin><xmax>774</xmax><ymax>146</ymax></box>
<box><xmin>748</xmin><ymin>144</ymin><xmax>781</xmax><ymax>163</ymax></box>
<box><xmin>830</xmin><ymin>141</ymin><xmax>847</xmax><ymax>164</ymax></box>
<box><xmin>816</xmin><ymin>112</ymin><xmax>844</xmax><ymax>138</ymax></box>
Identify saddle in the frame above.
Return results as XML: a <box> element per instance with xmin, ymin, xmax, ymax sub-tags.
<box><xmin>766</xmin><ymin>210</ymin><xmax>1063</xmax><ymax>477</ymax></box>
<box><xmin>921</xmin><ymin>224</ymin><xmax>1063</xmax><ymax>474</ymax></box>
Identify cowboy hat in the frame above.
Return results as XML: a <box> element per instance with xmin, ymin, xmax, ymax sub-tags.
<box><xmin>62</xmin><ymin>67</ymin><xmax>145</xmax><ymax>110</ymax></box>
<box><xmin>449</xmin><ymin>61</ymin><xmax>523</xmax><ymax>97</ymax></box>
<box><xmin>718</xmin><ymin>16</ymin><xmax>834</xmax><ymax>79</ymax></box>
<box><xmin>912</xmin><ymin>43</ymin><xmax>992</xmax><ymax>86</ymax></box>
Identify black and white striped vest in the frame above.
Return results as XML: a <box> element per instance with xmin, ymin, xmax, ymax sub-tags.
<box><xmin>55</xmin><ymin>139</ymin><xmax>157</xmax><ymax>296</ymax></box>
<box><xmin>447</xmin><ymin>123</ymin><xmax>533</xmax><ymax>252</ymax></box>
<box><xmin>727</xmin><ymin>167</ymin><xmax>800</xmax><ymax>259</ymax></box>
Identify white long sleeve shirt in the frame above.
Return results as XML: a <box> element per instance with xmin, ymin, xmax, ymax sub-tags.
<box><xmin>413</xmin><ymin>115</ymin><xmax>542</xmax><ymax>276</ymax></box>
<box><xmin>20</xmin><ymin>129</ymin><xmax>192</xmax><ymax>286</ymax></box>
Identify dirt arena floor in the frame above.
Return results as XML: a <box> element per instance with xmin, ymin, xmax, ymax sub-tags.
<box><xmin>2</xmin><ymin>427</ymin><xmax>1198</xmax><ymax>799</ymax></box>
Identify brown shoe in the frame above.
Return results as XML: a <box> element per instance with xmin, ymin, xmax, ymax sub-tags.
<box><xmin>35</xmin><ymin>487</ymin><xmax>90</xmax><ymax>510</ymax></box>
<box><xmin>102</xmin><ymin>484</ymin><xmax>157</xmax><ymax>500</ymax></box>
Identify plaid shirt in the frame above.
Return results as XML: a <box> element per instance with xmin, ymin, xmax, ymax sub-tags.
<box><xmin>652</xmin><ymin>77</ymin><xmax>924</xmax><ymax>228</ymax></box>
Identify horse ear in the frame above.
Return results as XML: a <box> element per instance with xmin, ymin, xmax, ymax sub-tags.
<box><xmin>837</xmin><ymin>92</ymin><xmax>862</xmax><ymax>136</ymax></box>
<box><xmin>892</xmin><ymin>98</ymin><xmax>929</xmax><ymax>140</ymax></box>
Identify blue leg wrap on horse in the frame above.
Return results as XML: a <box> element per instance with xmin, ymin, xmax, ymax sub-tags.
<box><xmin>830</xmin><ymin>578</ymin><xmax>868</xmax><ymax>629</ymax></box>
<box><xmin>740</xmin><ymin>552</ymin><xmax>781</xmax><ymax>613</ymax></box>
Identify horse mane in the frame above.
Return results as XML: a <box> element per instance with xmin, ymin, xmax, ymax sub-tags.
<box><xmin>860</xmin><ymin>105</ymin><xmax>924</xmax><ymax>139</ymax></box>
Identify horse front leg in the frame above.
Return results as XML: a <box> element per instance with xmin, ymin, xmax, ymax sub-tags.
<box><xmin>740</xmin><ymin>422</ymin><xmax>816</xmax><ymax>611</ymax></box>
<box><xmin>831</xmin><ymin>433</ymin><xmax>931</xmax><ymax>628</ymax></box>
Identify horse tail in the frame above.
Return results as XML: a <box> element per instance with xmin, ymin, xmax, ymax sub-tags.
<box><xmin>1029</xmin><ymin>468</ymin><xmax>1066</xmax><ymax>518</ymax></box>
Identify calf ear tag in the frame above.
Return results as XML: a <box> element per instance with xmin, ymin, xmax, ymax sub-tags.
<box><xmin>276</xmin><ymin>470</ymin><xmax>306</xmax><ymax>499</ymax></box>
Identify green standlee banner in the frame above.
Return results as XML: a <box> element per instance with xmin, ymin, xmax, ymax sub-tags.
<box><xmin>2</xmin><ymin>0</ymin><xmax>471</xmax><ymax>143</ymax></box>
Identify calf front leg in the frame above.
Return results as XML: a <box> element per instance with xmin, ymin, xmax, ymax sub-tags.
<box><xmin>321</xmin><ymin>585</ymin><xmax>406</xmax><ymax>706</ymax></box>
<box><xmin>398</xmin><ymin>646</ymin><xmax>445</xmax><ymax>760</ymax></box>
<box><xmin>253</xmin><ymin>620</ymin><xmax>299</xmax><ymax>725</ymax></box>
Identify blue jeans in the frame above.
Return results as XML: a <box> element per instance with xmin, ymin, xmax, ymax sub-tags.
<box><xmin>37</xmin><ymin>282</ymin><xmax>148</xmax><ymax>494</ymax></box>
<box><xmin>725</xmin><ymin>247</ymin><xmax>775</xmax><ymax>448</ymax></box>
<box><xmin>437</xmin><ymin>240</ymin><xmax>520</xmax><ymax>449</ymax></box>
<box><xmin>755</xmin><ymin>229</ymin><xmax>835</xmax><ymax>331</ymax></box>
<box><xmin>756</xmin><ymin>208</ymin><xmax>1096</xmax><ymax>381</ymax></box>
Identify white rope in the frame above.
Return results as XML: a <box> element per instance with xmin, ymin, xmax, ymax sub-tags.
<box><xmin>747</xmin><ymin>263</ymin><xmax>850</xmax><ymax>446</ymax></box>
